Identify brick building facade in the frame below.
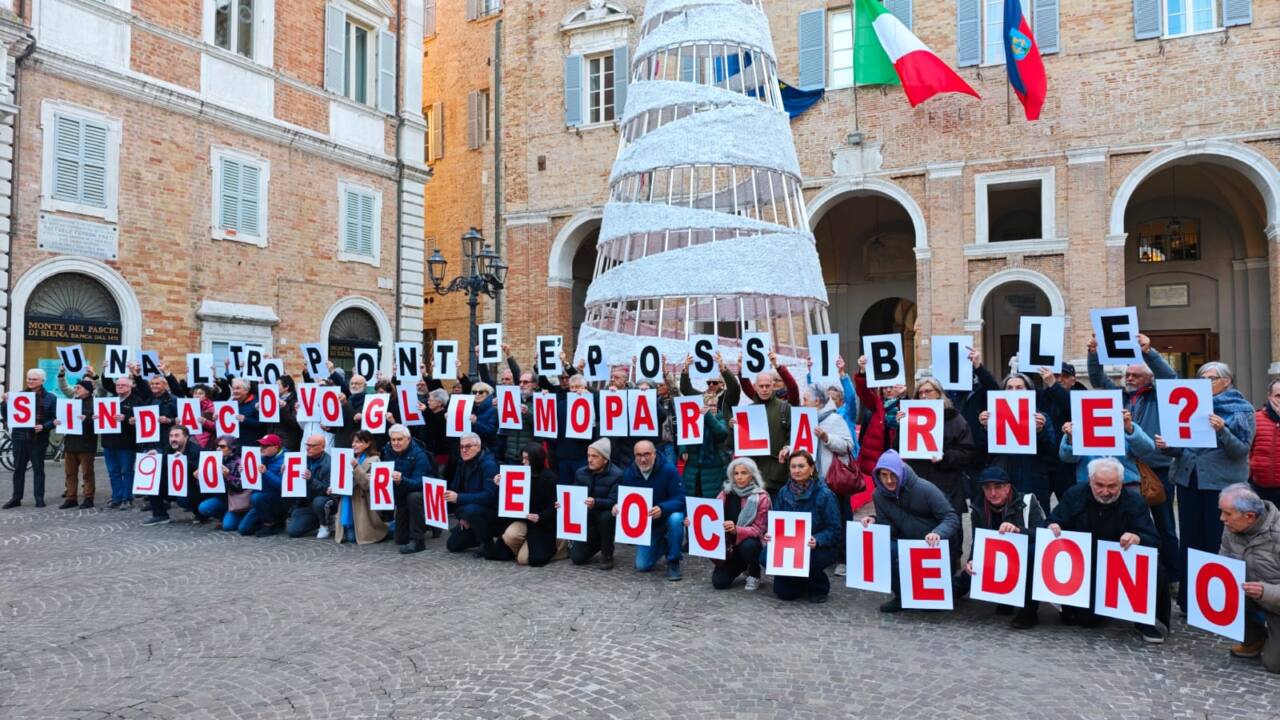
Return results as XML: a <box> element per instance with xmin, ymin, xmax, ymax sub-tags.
<box><xmin>1</xmin><ymin>0</ymin><xmax>430</xmax><ymax>390</ymax></box>
<box><xmin>429</xmin><ymin>0</ymin><xmax>1278</xmax><ymax>400</ymax></box>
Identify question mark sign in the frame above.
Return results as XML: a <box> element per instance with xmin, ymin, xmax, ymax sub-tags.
<box><xmin>1168</xmin><ymin>386</ymin><xmax>1198</xmax><ymax>440</ymax></box>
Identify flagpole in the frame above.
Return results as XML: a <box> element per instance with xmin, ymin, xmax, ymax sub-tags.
<box><xmin>853</xmin><ymin>25</ymin><xmax>860</xmax><ymax>132</ymax></box>
<box><xmin>1006</xmin><ymin>75</ymin><xmax>1012</xmax><ymax>125</ymax></box>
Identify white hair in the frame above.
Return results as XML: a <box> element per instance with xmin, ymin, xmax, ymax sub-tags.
<box><xmin>387</xmin><ymin>424</ymin><xmax>411</xmax><ymax>438</ymax></box>
<box><xmin>1221</xmin><ymin>483</ymin><xmax>1265</xmax><ymax>515</ymax></box>
<box><xmin>26</xmin><ymin>368</ymin><xmax>47</xmax><ymax>382</ymax></box>
<box><xmin>1086</xmin><ymin>457</ymin><xmax>1124</xmax><ymax>481</ymax></box>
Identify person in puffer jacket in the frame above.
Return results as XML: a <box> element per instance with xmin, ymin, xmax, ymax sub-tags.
<box><xmin>763</xmin><ymin>450</ymin><xmax>841</xmax><ymax>603</ymax></box>
<box><xmin>1249</xmin><ymin>378</ymin><xmax>1280</xmax><ymax>507</ymax></box>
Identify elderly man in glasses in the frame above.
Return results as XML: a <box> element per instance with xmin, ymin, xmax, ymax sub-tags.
<box><xmin>444</xmin><ymin>431</ymin><xmax>500</xmax><ymax>557</ymax></box>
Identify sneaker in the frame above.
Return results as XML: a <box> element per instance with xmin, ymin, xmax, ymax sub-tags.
<box><xmin>79</xmin><ymin>499</ymin><xmax>93</xmax><ymax>510</ymax></box>
<box><xmin>599</xmin><ymin>555</ymin><xmax>614</xmax><ymax>571</ymax></box>
<box><xmin>1134</xmin><ymin>624</ymin><xmax>1165</xmax><ymax>644</ymax></box>
<box><xmin>1</xmin><ymin>499</ymin><xmax>18</xmax><ymax>510</ymax></box>
<box><xmin>59</xmin><ymin>499</ymin><xmax>78</xmax><ymax>509</ymax></box>
<box><xmin>1231</xmin><ymin>639</ymin><xmax>1265</xmax><ymax>658</ymax></box>
<box><xmin>744</xmin><ymin>576</ymin><xmax>760</xmax><ymax>592</ymax></box>
<box><xmin>254</xmin><ymin>525</ymin><xmax>280</xmax><ymax>537</ymax></box>
<box><xmin>142</xmin><ymin>516</ymin><xmax>170</xmax><ymax>526</ymax></box>
<box><xmin>316</xmin><ymin>526</ymin><xmax>331</xmax><ymax>540</ymax></box>
<box><xmin>879</xmin><ymin>596</ymin><xmax>902</xmax><ymax>613</ymax></box>
<box><xmin>666</xmin><ymin>561</ymin><xmax>683</xmax><ymax>582</ymax></box>
<box><xmin>833</xmin><ymin>563</ymin><xmax>847</xmax><ymax>577</ymax></box>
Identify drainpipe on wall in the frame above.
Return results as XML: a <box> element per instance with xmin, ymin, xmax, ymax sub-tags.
<box><xmin>392</xmin><ymin>0</ymin><xmax>404</xmax><ymax>343</ymax></box>
<box><xmin>4</xmin><ymin>30</ymin><xmax>37</xmax><ymax>386</ymax></box>
<box><xmin>491</xmin><ymin>18</ymin><xmax>503</xmax><ymax>324</ymax></box>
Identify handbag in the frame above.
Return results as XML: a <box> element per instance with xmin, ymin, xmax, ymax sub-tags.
<box><xmin>228</xmin><ymin>488</ymin><xmax>253</xmax><ymax>514</ymax></box>
<box><xmin>1136</xmin><ymin>460</ymin><xmax>1166</xmax><ymax>506</ymax></box>
<box><xmin>824</xmin><ymin>453</ymin><xmax>865</xmax><ymax>496</ymax></box>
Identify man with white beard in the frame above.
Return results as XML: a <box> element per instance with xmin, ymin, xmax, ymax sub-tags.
<box><xmin>1047</xmin><ymin>457</ymin><xmax>1167</xmax><ymax>643</ymax></box>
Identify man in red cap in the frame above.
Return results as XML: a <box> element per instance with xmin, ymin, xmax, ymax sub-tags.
<box><xmin>241</xmin><ymin>433</ymin><xmax>287</xmax><ymax>536</ymax></box>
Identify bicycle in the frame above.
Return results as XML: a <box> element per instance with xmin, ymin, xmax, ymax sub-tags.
<box><xmin>0</xmin><ymin>428</ymin><xmax>65</xmax><ymax>471</ymax></box>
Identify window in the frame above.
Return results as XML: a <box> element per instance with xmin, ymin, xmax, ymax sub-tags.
<box><xmin>338</xmin><ymin>182</ymin><xmax>381</xmax><ymax>265</ymax></box>
<box><xmin>427</xmin><ymin>100</ymin><xmax>443</xmax><ymax>161</ymax></box>
<box><xmin>211</xmin><ymin>148</ymin><xmax>269</xmax><ymax>246</ymax></box>
<box><xmin>828</xmin><ymin>8</ymin><xmax>854</xmax><ymax>88</ymax></box>
<box><xmin>972</xmin><ymin>167</ymin><xmax>1057</xmax><ymax>249</ymax></box>
<box><xmin>324</xmin><ymin>4</ymin><xmax>396</xmax><ymax>113</ymax></box>
<box><xmin>1136</xmin><ymin>218</ymin><xmax>1200</xmax><ymax>263</ymax></box>
<box><xmin>214</xmin><ymin>0</ymin><xmax>254</xmax><ymax>58</ymax></box>
<box><xmin>984</xmin><ymin>0</ymin><xmax>1028</xmax><ymax>65</ymax></box>
<box><xmin>586</xmin><ymin>54</ymin><xmax>615</xmax><ymax>124</ymax></box>
<box><xmin>466</xmin><ymin>0</ymin><xmax>500</xmax><ymax>20</ymax></box>
<box><xmin>41</xmin><ymin>102</ymin><xmax>122</xmax><ymax>222</ymax></box>
<box><xmin>345</xmin><ymin>19</ymin><xmax>374</xmax><ymax>104</ymax></box>
<box><xmin>466</xmin><ymin>90</ymin><xmax>489</xmax><ymax>149</ymax></box>
<box><xmin>1165</xmin><ymin>0</ymin><xmax>1217</xmax><ymax>36</ymax></box>
<box><xmin>424</xmin><ymin>105</ymin><xmax>432</xmax><ymax>161</ymax></box>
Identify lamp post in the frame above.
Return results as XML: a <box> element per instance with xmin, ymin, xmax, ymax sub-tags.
<box><xmin>427</xmin><ymin>227</ymin><xmax>508</xmax><ymax>379</ymax></box>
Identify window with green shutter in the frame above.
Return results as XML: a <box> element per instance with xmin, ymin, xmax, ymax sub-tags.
<box><xmin>213</xmin><ymin>149</ymin><xmax>267</xmax><ymax>244</ymax></box>
<box><xmin>51</xmin><ymin>114</ymin><xmax>109</xmax><ymax>209</ymax></box>
<box><xmin>340</xmin><ymin>184</ymin><xmax>379</xmax><ymax>264</ymax></box>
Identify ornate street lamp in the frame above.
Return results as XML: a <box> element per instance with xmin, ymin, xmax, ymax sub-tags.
<box><xmin>427</xmin><ymin>227</ymin><xmax>506</xmax><ymax>378</ymax></box>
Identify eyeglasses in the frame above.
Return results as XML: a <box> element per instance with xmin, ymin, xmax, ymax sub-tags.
<box><xmin>1202</xmin><ymin>375</ymin><xmax>1223</xmax><ymax>382</ymax></box>
<box><xmin>216</xmin><ymin>444</ymin><xmax>229</xmax><ymax>449</ymax></box>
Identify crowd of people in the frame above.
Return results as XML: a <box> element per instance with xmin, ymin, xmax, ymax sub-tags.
<box><xmin>2</xmin><ymin>333</ymin><xmax>1278</xmax><ymax>671</ymax></box>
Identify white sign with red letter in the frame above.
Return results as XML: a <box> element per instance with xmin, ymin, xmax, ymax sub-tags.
<box><xmin>733</xmin><ymin>404</ymin><xmax>771</xmax><ymax>457</ymax></box>
<box><xmin>898</xmin><ymin>539</ymin><xmax>954</xmax><ymax>610</ymax></box>
<box><xmin>320</xmin><ymin>387</ymin><xmax>344</xmax><ymax>428</ymax></box>
<box><xmin>673</xmin><ymin>396</ymin><xmax>704</xmax><ymax>446</ymax></box>
<box><xmin>421</xmin><ymin>478</ymin><xmax>449</xmax><ymax>530</ymax></box>
<box><xmin>134</xmin><ymin>405</ymin><xmax>160</xmax><ymax>444</ymax></box>
<box><xmin>496</xmin><ymin>386</ymin><xmax>523</xmax><ymax>430</ymax></box>
<box><xmin>361</xmin><ymin>393</ymin><xmax>390</xmax><ymax>434</ymax></box>
<box><xmin>1070</xmin><ymin>391</ymin><xmax>1124</xmax><ymax>456</ymax></box>
<box><xmin>1031</xmin><ymin>528</ymin><xmax>1092</xmax><ymax>608</ymax></box>
<box><xmin>132</xmin><ymin>453</ymin><xmax>161</xmax><ymax>496</ymax></box>
<box><xmin>296</xmin><ymin>384</ymin><xmax>321</xmax><ymax>423</ymax></box>
<box><xmin>686</xmin><ymin>497</ymin><xmax>726</xmax><ymax>561</ymax></box>
<box><xmin>766</xmin><ymin>511</ymin><xmax>812</xmax><ymax>578</ymax></box>
<box><xmin>198</xmin><ymin>452</ymin><xmax>224</xmax><ymax>494</ymax></box>
<box><xmin>498</xmin><ymin>465</ymin><xmax>531</xmax><ymax>519</ymax></box>
<box><xmin>628</xmin><ymin>388</ymin><xmax>658</xmax><ymax>437</ymax></box>
<box><xmin>1186</xmin><ymin>549</ymin><xmax>1246</xmax><ymax>642</ymax></box>
<box><xmin>557</xmin><ymin>484</ymin><xmax>589</xmax><ymax>542</ymax></box>
<box><xmin>369</xmin><ymin>462</ymin><xmax>396</xmax><ymax>511</ymax></box>
<box><xmin>614</xmin><ymin>486</ymin><xmax>653</xmax><ymax>547</ymax></box>
<box><xmin>397</xmin><ymin>385</ymin><xmax>424</xmax><ymax>427</ymax></box>
<box><xmin>5</xmin><ymin>392</ymin><xmax>34</xmax><ymax>429</ymax></box>
<box><xmin>1094</xmin><ymin>540</ymin><xmax>1158</xmax><ymax>625</ymax></box>
<box><xmin>258</xmin><ymin>385</ymin><xmax>280</xmax><ymax>424</ymax></box>
<box><xmin>565</xmin><ymin>393</ymin><xmax>595</xmax><ymax>440</ymax></box>
<box><xmin>94</xmin><ymin>398</ymin><xmax>121</xmax><ymax>435</ymax></box>
<box><xmin>899</xmin><ymin>400</ymin><xmax>944</xmax><ymax>461</ymax></box>
<box><xmin>329</xmin><ymin>448</ymin><xmax>353</xmax><ymax>496</ymax></box>
<box><xmin>1155</xmin><ymin>379</ymin><xmax>1215</xmax><ymax>449</ymax></box>
<box><xmin>845</xmin><ymin>522</ymin><xmax>892</xmax><ymax>593</ymax></box>
<box><xmin>788</xmin><ymin>406</ymin><xmax>818</xmax><ymax>456</ymax></box>
<box><xmin>214</xmin><ymin>401</ymin><xmax>240</xmax><ymax>438</ymax></box>
<box><xmin>987</xmin><ymin>391</ymin><xmax>1037</xmax><ymax>455</ymax></box>
<box><xmin>56</xmin><ymin>398</ymin><xmax>82</xmax><ymax>436</ymax></box>
<box><xmin>446</xmin><ymin>394</ymin><xmax>474</xmax><ymax>438</ymax></box>
<box><xmin>240</xmin><ymin>447</ymin><xmax>263</xmax><ymax>490</ymax></box>
<box><xmin>176</xmin><ymin>398</ymin><xmax>201</xmax><ymax>433</ymax></box>
<box><xmin>533</xmin><ymin>394</ymin><xmax>557</xmax><ymax>439</ymax></box>
<box><xmin>167</xmin><ymin>453</ymin><xmax>189</xmax><ymax>498</ymax></box>
<box><xmin>968</xmin><ymin>529</ymin><xmax>1029</xmax><ymax>607</ymax></box>
<box><xmin>281</xmin><ymin>453</ymin><xmax>307</xmax><ymax>498</ymax></box>
<box><xmin>598</xmin><ymin>390</ymin><xmax>628</xmax><ymax>437</ymax></box>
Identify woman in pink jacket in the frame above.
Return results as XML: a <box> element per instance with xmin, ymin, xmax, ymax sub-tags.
<box><xmin>704</xmin><ymin>457</ymin><xmax>771</xmax><ymax>591</ymax></box>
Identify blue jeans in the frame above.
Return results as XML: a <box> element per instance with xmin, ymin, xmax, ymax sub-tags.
<box><xmin>635</xmin><ymin>511</ymin><xmax>685</xmax><ymax>571</ymax></box>
<box><xmin>102</xmin><ymin>447</ymin><xmax>136</xmax><ymax>503</ymax></box>
<box><xmin>197</xmin><ymin>497</ymin><xmax>246</xmax><ymax>532</ymax></box>
<box><xmin>287</xmin><ymin>496</ymin><xmax>331</xmax><ymax>538</ymax></box>
<box><xmin>1147</xmin><ymin>466</ymin><xmax>1179</xmax><ymax>578</ymax></box>
<box><xmin>239</xmin><ymin>490</ymin><xmax>286</xmax><ymax>535</ymax></box>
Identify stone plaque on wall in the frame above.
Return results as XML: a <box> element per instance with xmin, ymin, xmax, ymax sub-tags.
<box><xmin>38</xmin><ymin>214</ymin><xmax>119</xmax><ymax>260</ymax></box>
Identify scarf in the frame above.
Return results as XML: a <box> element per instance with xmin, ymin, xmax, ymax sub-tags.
<box><xmin>727</xmin><ymin>480</ymin><xmax>763</xmax><ymax>528</ymax></box>
<box><xmin>1213</xmin><ymin>388</ymin><xmax>1256</xmax><ymax>441</ymax></box>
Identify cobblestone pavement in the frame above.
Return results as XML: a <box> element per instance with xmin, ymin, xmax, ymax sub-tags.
<box><xmin>1</xmin><ymin>461</ymin><xmax>1277</xmax><ymax>719</ymax></box>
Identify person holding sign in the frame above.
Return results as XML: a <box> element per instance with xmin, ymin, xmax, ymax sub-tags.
<box><xmin>99</xmin><ymin>374</ymin><xmax>144</xmax><ymax>509</ymax></box>
<box><xmin>862</xmin><ymin>451</ymin><xmax>961</xmax><ymax>613</ymax></box>
<box><xmin>678</xmin><ymin>353</ymin><xmax>736</xmax><ymax>499</ymax></box>
<box><xmin>227</xmin><ymin>378</ymin><xmax>266</xmax><ymax>448</ymax></box>
<box><xmin>496</xmin><ymin>443</ymin><xmax>566</xmax><ymax>566</ymax></box>
<box><xmin>194</xmin><ymin>436</ymin><xmax>251</xmax><ymax>532</ymax></box>
<box><xmin>1058</xmin><ymin>409</ymin><xmax>1155</xmax><ymax>487</ymax></box>
<box><xmin>1155</xmin><ymin>362</ymin><xmax>1256</xmax><ymax>611</ymax></box>
<box><xmin>975</xmin><ymin>381</ymin><xmax>1059</xmax><ymax>514</ymax></box>
<box><xmin>614</xmin><ymin>440</ymin><xmax>686</xmax><ymax>580</ymax></box>
<box><xmin>382</xmin><ymin>425</ymin><xmax>437</xmax><ymax>554</ymax></box>
<box><xmin>895</xmin><ymin>378</ymin><xmax>975</xmax><ymax>524</ymax></box>
<box><xmin>444</xmin><ymin>433</ymin><xmax>501</xmax><ymax>557</ymax></box>
<box><xmin>763</xmin><ymin>450</ymin><xmax>841</xmax><ymax>602</ymax></box>
<box><xmin>53</xmin><ymin>375</ymin><xmax>99</xmax><ymax>509</ymax></box>
<box><xmin>962</xmin><ymin>467</ymin><xmax>1047</xmax><ymax>629</ymax></box>
<box><xmin>699</xmin><ymin>458</ymin><xmax>772</xmax><ymax>591</ymax></box>
<box><xmin>569</xmin><ymin>439</ymin><xmax>624</xmax><ymax>569</ymax></box>
<box><xmin>283</xmin><ymin>435</ymin><xmax>333</xmax><ymax>539</ymax></box>
<box><xmin>738</xmin><ymin>354</ymin><xmax>799</xmax><ymax>493</ymax></box>
<box><xmin>141</xmin><ymin>426</ymin><xmax>204</xmax><ymax>526</ymax></box>
<box><xmin>1249</xmin><ymin>379</ymin><xmax>1280</xmax><ymax>508</ymax></box>
<box><xmin>334</xmin><ymin>431</ymin><xmax>390</xmax><ymax>545</ymax></box>
<box><xmin>1217</xmin><ymin>483</ymin><xmax>1280</xmax><ymax>672</ymax></box>
<box><xmin>853</xmin><ymin>355</ymin><xmax>907</xmax><ymax>483</ymax></box>
<box><xmin>133</xmin><ymin>373</ymin><xmax>178</xmax><ymax>454</ymax></box>
<box><xmin>470</xmin><ymin>382</ymin><xmax>499</xmax><ymax>449</ymax></box>
<box><xmin>1</xmin><ymin>368</ymin><xmax>58</xmax><ymax>508</ymax></box>
<box><xmin>1047</xmin><ymin>457</ymin><xmax>1167</xmax><ymax>642</ymax></box>
<box><xmin>242</xmin><ymin>434</ymin><xmax>288</xmax><ymax>536</ymax></box>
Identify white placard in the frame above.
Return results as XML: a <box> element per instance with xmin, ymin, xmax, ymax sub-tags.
<box><xmin>969</xmin><ymin>529</ymin><xmax>1030</xmax><ymax>608</ymax></box>
<box><xmin>556</xmin><ymin>484</ymin><xmax>589</xmax><ymax>542</ymax></box>
<box><xmin>1090</xmin><ymin>307</ymin><xmax>1141</xmax><ymax>365</ymax></box>
<box><xmin>1070</xmin><ymin>390</ymin><xmax>1124</xmax><ymax>456</ymax></box>
<box><xmin>862</xmin><ymin>333</ymin><xmax>905</xmax><ymax>388</ymax></box>
<box><xmin>477</xmin><ymin>323</ymin><xmax>503</xmax><ymax>364</ymax></box>
<box><xmin>1031</xmin><ymin>528</ymin><xmax>1092</xmax><ymax>608</ymax></box>
<box><xmin>733</xmin><ymin>404</ymin><xmax>771</xmax><ymax>457</ymax></box>
<box><xmin>688</xmin><ymin>335</ymin><xmax>718</xmax><ymax>382</ymax></box>
<box><xmin>432</xmin><ymin>341</ymin><xmax>458</xmax><ymax>380</ymax></box>
<box><xmin>1017</xmin><ymin>316</ymin><xmax>1065</xmax><ymax>373</ymax></box>
<box><xmin>686</xmin><ymin>497</ymin><xmax>726</xmax><ymax>561</ymax></box>
<box><xmin>1186</xmin><ymin>549</ymin><xmax>1246</xmax><ymax>642</ymax></box>
<box><xmin>628</xmin><ymin>388</ymin><xmax>658</xmax><ymax>437</ymax></box>
<box><xmin>498</xmin><ymin>465</ymin><xmax>532</xmax><ymax>519</ymax></box>
<box><xmin>1094</xmin><ymin>540</ymin><xmax>1159</xmax><ymax>625</ymax></box>
<box><xmin>565</xmin><ymin>392</ymin><xmax>595</xmax><ymax>440</ymax></box>
<box><xmin>495</xmin><ymin>385</ymin><xmax>523</xmax><ymax>430</ymax></box>
<box><xmin>986</xmin><ymin>391</ymin><xmax>1038</xmax><ymax>455</ymax></box>
<box><xmin>930</xmin><ymin>335</ymin><xmax>974</xmax><ymax>392</ymax></box>
<box><xmin>281</xmin><ymin>453</ymin><xmax>308</xmax><ymax>498</ymax></box>
<box><xmin>845</xmin><ymin>522</ymin><xmax>892</xmax><ymax>593</ymax></box>
<box><xmin>898</xmin><ymin>539</ymin><xmax>954</xmax><ymax>610</ymax></box>
<box><xmin>56</xmin><ymin>398</ymin><xmax>83</xmax><ymax>436</ymax></box>
<box><xmin>536</xmin><ymin>336</ymin><xmax>563</xmax><ymax>378</ymax></box>
<box><xmin>394</xmin><ymin>342</ymin><xmax>422</xmax><ymax>382</ymax></box>
<box><xmin>807</xmin><ymin>333</ymin><xmax>840</xmax><ymax>384</ymax></box>
<box><xmin>598</xmin><ymin>389</ymin><xmax>629</xmax><ymax>437</ymax></box>
<box><xmin>898</xmin><ymin>399</ymin><xmax>945</xmax><ymax>461</ymax></box>
<box><xmin>1154</xmin><ymin>379</ymin><xmax>1215</xmax><ymax>448</ymax></box>
<box><xmin>446</xmin><ymin>394</ymin><xmax>474</xmax><ymax>438</ymax></box>
<box><xmin>132</xmin><ymin>453</ymin><xmax>162</xmax><ymax>496</ymax></box>
<box><xmin>329</xmin><ymin>448</ymin><xmax>354</xmax><ymax>497</ymax></box>
<box><xmin>673</xmin><ymin>396</ymin><xmax>704</xmax><ymax>446</ymax></box>
<box><xmin>765</xmin><ymin>511</ymin><xmax>812</xmax><ymax>578</ymax></box>
<box><xmin>740</xmin><ymin>332</ymin><xmax>771</xmax><ymax>381</ymax></box>
<box><xmin>614</xmin><ymin>486</ymin><xmax>654</xmax><ymax>547</ymax></box>
<box><xmin>788</xmin><ymin>406</ymin><xmax>818</xmax><ymax>456</ymax></box>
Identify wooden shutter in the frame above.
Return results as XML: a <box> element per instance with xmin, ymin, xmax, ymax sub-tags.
<box><xmin>324</xmin><ymin>4</ymin><xmax>346</xmax><ymax>94</ymax></box>
<box><xmin>796</xmin><ymin>9</ymin><xmax>825</xmax><ymax>91</ymax></box>
<box><xmin>465</xmin><ymin>0</ymin><xmax>480</xmax><ymax>21</ymax></box>
<box><xmin>1223</xmin><ymin>0</ymin><xmax>1252</xmax><ymax>27</ymax></box>
<box><xmin>1033</xmin><ymin>0</ymin><xmax>1060</xmax><ymax>54</ymax></box>
<box><xmin>884</xmin><ymin>0</ymin><xmax>913</xmax><ymax>30</ymax></box>
<box><xmin>466</xmin><ymin>90</ymin><xmax>480</xmax><ymax>149</ymax></box>
<box><xmin>52</xmin><ymin>114</ymin><xmax>108</xmax><ymax>208</ymax></box>
<box><xmin>240</xmin><ymin>163</ymin><xmax>261</xmax><ymax>237</ymax></box>
<box><xmin>358</xmin><ymin>193</ymin><xmax>375</xmax><ymax>256</ymax></box>
<box><xmin>51</xmin><ymin>115</ymin><xmax>83</xmax><ymax>203</ymax></box>
<box><xmin>378</xmin><ymin>29</ymin><xmax>397</xmax><ymax>113</ymax></box>
<box><xmin>956</xmin><ymin>0</ymin><xmax>981</xmax><ymax>67</ymax></box>
<box><xmin>612</xmin><ymin>45</ymin><xmax>629</xmax><ymax>118</ymax></box>
<box><xmin>430</xmin><ymin>101</ymin><xmax>444</xmax><ymax>160</ymax></box>
<box><xmin>1133</xmin><ymin>0</ymin><xmax>1161</xmax><ymax>40</ymax></box>
<box><xmin>220</xmin><ymin>158</ymin><xmax>242</xmax><ymax>232</ymax></box>
<box><xmin>564</xmin><ymin>55</ymin><xmax>582</xmax><ymax>127</ymax></box>
<box><xmin>423</xmin><ymin>0</ymin><xmax>437</xmax><ymax>37</ymax></box>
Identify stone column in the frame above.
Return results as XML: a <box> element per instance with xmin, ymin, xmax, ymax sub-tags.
<box><xmin>923</xmin><ymin>162</ymin><xmax>964</xmax><ymax>376</ymax></box>
<box><xmin>1066</xmin><ymin>148</ymin><xmax>1112</xmax><ymax>365</ymax></box>
<box><xmin>1269</xmin><ymin>224</ymin><xmax>1280</xmax><ymax>375</ymax></box>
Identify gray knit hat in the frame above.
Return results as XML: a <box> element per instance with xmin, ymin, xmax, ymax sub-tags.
<box><xmin>588</xmin><ymin>437</ymin><xmax>612</xmax><ymax>460</ymax></box>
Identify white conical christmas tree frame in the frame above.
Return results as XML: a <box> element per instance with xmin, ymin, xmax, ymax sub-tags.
<box><xmin>577</xmin><ymin>0</ymin><xmax>830</xmax><ymax>365</ymax></box>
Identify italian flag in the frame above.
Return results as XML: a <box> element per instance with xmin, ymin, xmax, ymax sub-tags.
<box><xmin>854</xmin><ymin>0</ymin><xmax>980</xmax><ymax>107</ymax></box>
